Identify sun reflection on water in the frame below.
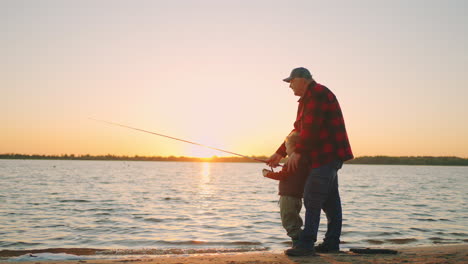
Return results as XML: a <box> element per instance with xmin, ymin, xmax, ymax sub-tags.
<box><xmin>201</xmin><ymin>162</ymin><xmax>210</xmax><ymax>185</ymax></box>
<box><xmin>197</xmin><ymin>162</ymin><xmax>214</xmax><ymax>200</ymax></box>
<box><xmin>196</xmin><ymin>162</ymin><xmax>216</xmax><ymax>220</ymax></box>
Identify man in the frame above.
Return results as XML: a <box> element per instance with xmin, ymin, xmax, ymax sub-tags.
<box><xmin>266</xmin><ymin>67</ymin><xmax>353</xmax><ymax>256</ymax></box>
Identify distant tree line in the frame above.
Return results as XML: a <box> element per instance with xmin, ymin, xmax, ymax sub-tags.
<box><xmin>0</xmin><ymin>153</ymin><xmax>269</xmax><ymax>163</ymax></box>
<box><xmin>346</xmin><ymin>155</ymin><xmax>468</xmax><ymax>166</ymax></box>
<box><xmin>1</xmin><ymin>154</ymin><xmax>467</xmax><ymax>166</ymax></box>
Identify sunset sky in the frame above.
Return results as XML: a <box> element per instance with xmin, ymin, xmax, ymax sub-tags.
<box><xmin>2</xmin><ymin>1</ymin><xmax>468</xmax><ymax>158</ymax></box>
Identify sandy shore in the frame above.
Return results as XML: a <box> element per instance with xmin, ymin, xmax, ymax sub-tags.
<box><xmin>1</xmin><ymin>244</ymin><xmax>467</xmax><ymax>264</ymax></box>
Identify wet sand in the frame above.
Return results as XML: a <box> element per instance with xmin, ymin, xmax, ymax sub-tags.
<box><xmin>1</xmin><ymin>244</ymin><xmax>467</xmax><ymax>264</ymax></box>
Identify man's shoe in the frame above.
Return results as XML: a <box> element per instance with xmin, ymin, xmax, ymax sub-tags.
<box><xmin>284</xmin><ymin>247</ymin><xmax>316</xmax><ymax>256</ymax></box>
<box><xmin>314</xmin><ymin>243</ymin><xmax>339</xmax><ymax>253</ymax></box>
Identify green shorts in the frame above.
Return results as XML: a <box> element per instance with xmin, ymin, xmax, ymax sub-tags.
<box><xmin>279</xmin><ymin>195</ymin><xmax>303</xmax><ymax>240</ymax></box>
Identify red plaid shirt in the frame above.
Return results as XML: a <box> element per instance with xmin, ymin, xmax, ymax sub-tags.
<box><xmin>276</xmin><ymin>82</ymin><xmax>354</xmax><ymax>168</ymax></box>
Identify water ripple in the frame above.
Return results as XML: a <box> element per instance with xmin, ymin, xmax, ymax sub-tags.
<box><xmin>58</xmin><ymin>199</ymin><xmax>92</xmax><ymax>203</ymax></box>
<box><xmin>1</xmin><ymin>160</ymin><xmax>467</xmax><ymax>251</ymax></box>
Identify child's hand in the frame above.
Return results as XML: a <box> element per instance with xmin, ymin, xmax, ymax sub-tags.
<box><xmin>286</xmin><ymin>152</ymin><xmax>301</xmax><ymax>172</ymax></box>
<box><xmin>262</xmin><ymin>169</ymin><xmax>271</xmax><ymax>177</ymax></box>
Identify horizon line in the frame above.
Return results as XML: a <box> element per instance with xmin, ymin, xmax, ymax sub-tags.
<box><xmin>1</xmin><ymin>153</ymin><xmax>468</xmax><ymax>159</ymax></box>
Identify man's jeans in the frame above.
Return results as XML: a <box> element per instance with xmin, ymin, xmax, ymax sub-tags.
<box><xmin>298</xmin><ymin>160</ymin><xmax>343</xmax><ymax>249</ymax></box>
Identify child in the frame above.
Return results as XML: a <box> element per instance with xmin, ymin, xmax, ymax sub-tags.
<box><xmin>263</xmin><ymin>131</ymin><xmax>309</xmax><ymax>246</ymax></box>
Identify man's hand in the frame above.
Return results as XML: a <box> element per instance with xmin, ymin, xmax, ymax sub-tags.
<box><xmin>266</xmin><ymin>153</ymin><xmax>283</xmax><ymax>168</ymax></box>
<box><xmin>286</xmin><ymin>152</ymin><xmax>301</xmax><ymax>172</ymax></box>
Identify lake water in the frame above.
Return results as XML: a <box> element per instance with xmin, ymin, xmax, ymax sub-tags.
<box><xmin>0</xmin><ymin>160</ymin><xmax>467</xmax><ymax>257</ymax></box>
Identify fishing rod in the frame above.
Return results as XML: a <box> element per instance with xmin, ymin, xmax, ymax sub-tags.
<box><xmin>90</xmin><ymin>118</ymin><xmax>274</xmax><ymax>165</ymax></box>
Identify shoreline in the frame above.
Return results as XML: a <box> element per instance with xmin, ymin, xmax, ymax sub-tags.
<box><xmin>2</xmin><ymin>244</ymin><xmax>467</xmax><ymax>264</ymax></box>
<box><xmin>2</xmin><ymin>155</ymin><xmax>468</xmax><ymax>166</ymax></box>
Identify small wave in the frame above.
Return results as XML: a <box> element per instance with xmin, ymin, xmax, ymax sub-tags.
<box><xmin>94</xmin><ymin>219</ymin><xmax>115</xmax><ymax>224</ymax></box>
<box><xmin>377</xmin><ymin>231</ymin><xmax>403</xmax><ymax>236</ymax></box>
<box><xmin>385</xmin><ymin>238</ymin><xmax>418</xmax><ymax>244</ymax></box>
<box><xmin>202</xmin><ymin>212</ymin><xmax>216</xmax><ymax>216</ymax></box>
<box><xmin>429</xmin><ymin>237</ymin><xmax>450</xmax><ymax>241</ymax></box>
<box><xmin>88</xmin><ymin>208</ymin><xmax>115</xmax><ymax>212</ymax></box>
<box><xmin>59</xmin><ymin>199</ymin><xmax>91</xmax><ymax>203</ymax></box>
<box><xmin>98</xmin><ymin>247</ymin><xmax>268</xmax><ymax>255</ymax></box>
<box><xmin>253</xmin><ymin>221</ymin><xmax>277</xmax><ymax>225</ymax></box>
<box><xmin>449</xmin><ymin>232</ymin><xmax>467</xmax><ymax>237</ymax></box>
<box><xmin>221</xmin><ymin>232</ymin><xmax>238</xmax><ymax>237</ymax></box>
<box><xmin>174</xmin><ymin>217</ymin><xmax>191</xmax><ymax>221</ymax></box>
<box><xmin>409</xmin><ymin>227</ymin><xmax>431</xmax><ymax>232</ymax></box>
<box><xmin>163</xmin><ymin>197</ymin><xmax>182</xmax><ymax>201</ymax></box>
<box><xmin>143</xmin><ymin>217</ymin><xmax>190</xmax><ymax>223</ymax></box>
<box><xmin>9</xmin><ymin>252</ymin><xmax>86</xmax><ymax>261</ymax></box>
<box><xmin>411</xmin><ymin>213</ymin><xmax>432</xmax><ymax>217</ymax></box>
<box><xmin>430</xmin><ymin>238</ymin><xmax>459</xmax><ymax>244</ymax></box>
<box><xmin>231</xmin><ymin>241</ymin><xmax>263</xmax><ymax>246</ymax></box>
<box><xmin>0</xmin><ymin>248</ymin><xmax>101</xmax><ymax>258</ymax></box>
<box><xmin>365</xmin><ymin>239</ymin><xmax>384</xmax><ymax>245</ymax></box>
<box><xmin>94</xmin><ymin>213</ymin><xmax>111</xmax><ymax>216</ymax></box>
<box><xmin>199</xmin><ymin>224</ymin><xmax>217</xmax><ymax>229</ymax></box>
<box><xmin>132</xmin><ymin>213</ymin><xmax>150</xmax><ymax>218</ymax></box>
<box><xmin>144</xmin><ymin>218</ymin><xmax>164</xmax><ymax>223</ymax></box>
<box><xmin>414</xmin><ymin>218</ymin><xmax>437</xmax><ymax>222</ymax></box>
<box><xmin>0</xmin><ymin>241</ymin><xmax>43</xmax><ymax>247</ymax></box>
<box><xmin>157</xmin><ymin>240</ymin><xmax>262</xmax><ymax>246</ymax></box>
<box><xmin>32</xmin><ymin>224</ymin><xmax>66</xmax><ymax>228</ymax></box>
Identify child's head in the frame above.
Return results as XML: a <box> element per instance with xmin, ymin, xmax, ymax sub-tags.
<box><xmin>285</xmin><ymin>131</ymin><xmax>299</xmax><ymax>156</ymax></box>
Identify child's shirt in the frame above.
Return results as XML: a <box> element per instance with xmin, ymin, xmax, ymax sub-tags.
<box><xmin>265</xmin><ymin>157</ymin><xmax>309</xmax><ymax>198</ymax></box>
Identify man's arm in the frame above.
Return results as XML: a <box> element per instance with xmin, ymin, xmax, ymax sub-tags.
<box><xmin>267</xmin><ymin>128</ymin><xmax>297</xmax><ymax>167</ymax></box>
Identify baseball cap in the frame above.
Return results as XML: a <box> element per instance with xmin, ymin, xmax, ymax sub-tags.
<box><xmin>283</xmin><ymin>67</ymin><xmax>312</xmax><ymax>82</ymax></box>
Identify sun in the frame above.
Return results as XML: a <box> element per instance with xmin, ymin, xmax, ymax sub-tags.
<box><xmin>185</xmin><ymin>145</ymin><xmax>223</xmax><ymax>159</ymax></box>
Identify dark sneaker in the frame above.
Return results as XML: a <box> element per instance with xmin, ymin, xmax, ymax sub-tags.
<box><xmin>285</xmin><ymin>247</ymin><xmax>316</xmax><ymax>256</ymax></box>
<box><xmin>314</xmin><ymin>243</ymin><xmax>339</xmax><ymax>253</ymax></box>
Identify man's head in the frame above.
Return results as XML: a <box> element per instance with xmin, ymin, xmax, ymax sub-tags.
<box><xmin>283</xmin><ymin>67</ymin><xmax>313</xmax><ymax>97</ymax></box>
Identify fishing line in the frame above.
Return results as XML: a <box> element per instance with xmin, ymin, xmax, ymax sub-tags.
<box><xmin>90</xmin><ymin>118</ymin><xmax>276</xmax><ymax>165</ymax></box>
